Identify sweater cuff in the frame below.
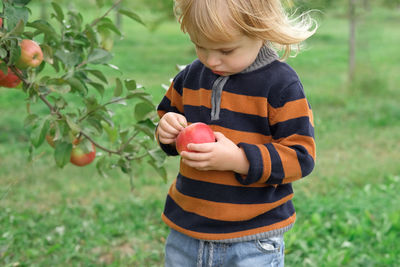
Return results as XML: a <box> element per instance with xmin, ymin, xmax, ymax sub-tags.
<box><xmin>234</xmin><ymin>143</ymin><xmax>264</xmax><ymax>185</ymax></box>
<box><xmin>155</xmin><ymin>124</ymin><xmax>179</xmax><ymax>156</ymax></box>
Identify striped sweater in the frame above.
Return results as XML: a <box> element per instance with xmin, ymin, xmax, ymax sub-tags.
<box><xmin>157</xmin><ymin>49</ymin><xmax>316</xmax><ymax>242</ymax></box>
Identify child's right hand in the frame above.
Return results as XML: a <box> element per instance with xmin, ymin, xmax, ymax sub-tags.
<box><xmin>157</xmin><ymin>112</ymin><xmax>187</xmax><ymax>145</ymax></box>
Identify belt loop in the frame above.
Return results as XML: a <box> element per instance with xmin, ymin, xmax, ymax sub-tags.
<box><xmin>207</xmin><ymin>242</ymin><xmax>214</xmax><ymax>267</ymax></box>
<box><xmin>197</xmin><ymin>240</ymin><xmax>205</xmax><ymax>267</ymax></box>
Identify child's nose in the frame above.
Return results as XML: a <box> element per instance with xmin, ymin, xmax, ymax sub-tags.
<box><xmin>206</xmin><ymin>53</ymin><xmax>221</xmax><ymax>68</ymax></box>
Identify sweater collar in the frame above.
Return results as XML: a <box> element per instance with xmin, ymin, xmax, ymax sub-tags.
<box><xmin>241</xmin><ymin>44</ymin><xmax>279</xmax><ymax>74</ymax></box>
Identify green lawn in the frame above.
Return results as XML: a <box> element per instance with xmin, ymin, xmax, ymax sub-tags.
<box><xmin>1</xmin><ymin>3</ymin><xmax>400</xmax><ymax>267</ymax></box>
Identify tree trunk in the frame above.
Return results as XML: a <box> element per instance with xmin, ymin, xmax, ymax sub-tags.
<box><xmin>40</xmin><ymin>0</ymin><xmax>47</xmax><ymax>20</ymax></box>
<box><xmin>349</xmin><ymin>0</ymin><xmax>357</xmax><ymax>82</ymax></box>
<box><xmin>363</xmin><ymin>0</ymin><xmax>370</xmax><ymax>11</ymax></box>
<box><xmin>115</xmin><ymin>1</ymin><xmax>122</xmax><ymax>30</ymax></box>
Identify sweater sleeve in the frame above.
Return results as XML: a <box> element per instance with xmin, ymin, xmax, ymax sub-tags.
<box><xmin>155</xmin><ymin>69</ymin><xmax>187</xmax><ymax>156</ymax></box>
<box><xmin>235</xmin><ymin>81</ymin><xmax>316</xmax><ymax>185</ymax></box>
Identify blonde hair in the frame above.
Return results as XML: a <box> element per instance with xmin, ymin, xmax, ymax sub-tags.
<box><xmin>174</xmin><ymin>0</ymin><xmax>318</xmax><ymax>59</ymax></box>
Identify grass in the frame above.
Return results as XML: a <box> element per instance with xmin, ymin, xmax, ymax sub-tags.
<box><xmin>1</xmin><ymin>3</ymin><xmax>400</xmax><ymax>266</ymax></box>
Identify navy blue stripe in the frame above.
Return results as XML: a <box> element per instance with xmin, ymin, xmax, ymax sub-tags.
<box><xmin>236</xmin><ymin>143</ymin><xmax>264</xmax><ymax>185</ymax></box>
<box><xmin>164</xmin><ymin>196</ymin><xmax>295</xmax><ymax>234</ymax></box>
<box><xmin>264</xmin><ymin>143</ymin><xmax>285</xmax><ymax>184</ymax></box>
<box><xmin>176</xmin><ymin>174</ymin><xmax>293</xmax><ymax>204</ymax></box>
<box><xmin>267</xmin><ymin>82</ymin><xmax>305</xmax><ymax>109</ymax></box>
<box><xmin>270</xmin><ymin>117</ymin><xmax>314</xmax><ymax>139</ymax></box>
<box><xmin>157</xmin><ymin>97</ymin><xmax>182</xmax><ymax>115</ymax></box>
<box><xmin>291</xmin><ymin>145</ymin><xmax>315</xmax><ymax>177</ymax></box>
<box><xmin>184</xmin><ymin>105</ymin><xmax>271</xmax><ymax>136</ymax></box>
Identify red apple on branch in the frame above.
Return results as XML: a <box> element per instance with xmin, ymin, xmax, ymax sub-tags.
<box><xmin>70</xmin><ymin>141</ymin><xmax>96</xmax><ymax>167</ymax></box>
<box><xmin>0</xmin><ymin>67</ymin><xmax>21</xmax><ymax>88</ymax></box>
<box><xmin>16</xmin><ymin>39</ymin><xmax>44</xmax><ymax>69</ymax></box>
<box><xmin>176</xmin><ymin>122</ymin><xmax>216</xmax><ymax>154</ymax></box>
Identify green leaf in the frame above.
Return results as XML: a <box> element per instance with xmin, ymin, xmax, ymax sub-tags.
<box><xmin>40</xmin><ymin>44</ymin><xmax>53</xmax><ymax>64</ymax></box>
<box><xmin>114</xmin><ymin>78</ymin><xmax>123</xmax><ymax>97</ymax></box>
<box><xmin>67</xmin><ymin>77</ymin><xmax>87</xmax><ymax>96</ymax></box>
<box><xmin>26</xmin><ymin>20</ymin><xmax>59</xmax><ymax>41</ymax></box>
<box><xmin>24</xmin><ymin>114</ymin><xmax>39</xmax><ymax>127</ymax></box>
<box><xmin>134</xmin><ymin>119</ymin><xmax>156</xmax><ymax>139</ymax></box>
<box><xmin>88</xmin><ymin>82</ymin><xmax>105</xmax><ymax>97</ymax></box>
<box><xmin>118</xmin><ymin>8</ymin><xmax>145</xmax><ymax>26</ymax></box>
<box><xmin>4</xmin><ymin>5</ymin><xmax>29</xmax><ymax>31</ymax></box>
<box><xmin>0</xmin><ymin>48</ymin><xmax>7</xmax><ymax>59</ymax></box>
<box><xmin>101</xmin><ymin>121</ymin><xmax>118</xmax><ymax>143</ymax></box>
<box><xmin>10</xmin><ymin>0</ymin><xmax>31</xmax><ymax>5</ymax></box>
<box><xmin>30</xmin><ymin>117</ymin><xmax>50</xmax><ymax>148</ymax></box>
<box><xmin>95</xmin><ymin>0</ymin><xmax>105</xmax><ymax>8</ymax></box>
<box><xmin>96</xmin><ymin>156</ymin><xmax>109</xmax><ymax>178</ymax></box>
<box><xmin>87</xmin><ymin>48</ymin><xmax>113</xmax><ymax>65</ymax></box>
<box><xmin>86</xmin><ymin>69</ymin><xmax>108</xmax><ymax>84</ymax></box>
<box><xmin>148</xmin><ymin>162</ymin><xmax>167</xmax><ymax>182</ymax></box>
<box><xmin>51</xmin><ymin>2</ymin><xmax>64</xmax><ymax>22</ymax></box>
<box><xmin>134</xmin><ymin>102</ymin><xmax>154</xmax><ymax>122</ymax></box>
<box><xmin>66</xmin><ymin>116</ymin><xmax>81</xmax><ymax>133</ymax></box>
<box><xmin>8</xmin><ymin>19</ymin><xmax>25</xmax><ymax>36</ymax></box>
<box><xmin>54</xmin><ymin>50</ymin><xmax>81</xmax><ymax>67</ymax></box>
<box><xmin>124</xmin><ymin>79</ymin><xmax>137</xmax><ymax>91</ymax></box>
<box><xmin>97</xmin><ymin>18</ymin><xmax>122</xmax><ymax>36</ymax></box>
<box><xmin>148</xmin><ymin>148</ymin><xmax>166</xmax><ymax>168</ymax></box>
<box><xmin>118</xmin><ymin>158</ymin><xmax>132</xmax><ymax>174</ymax></box>
<box><xmin>54</xmin><ymin>142</ymin><xmax>72</xmax><ymax>168</ymax></box>
<box><xmin>8</xmin><ymin>40</ymin><xmax>21</xmax><ymax>65</ymax></box>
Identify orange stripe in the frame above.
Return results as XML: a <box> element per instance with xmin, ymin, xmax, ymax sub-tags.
<box><xmin>157</xmin><ymin>110</ymin><xmax>166</xmax><ymax>118</ymax></box>
<box><xmin>273</xmin><ymin>143</ymin><xmax>302</xmax><ymax>183</ymax></box>
<box><xmin>183</xmin><ymin>88</ymin><xmax>211</xmax><ymax>108</ymax></box>
<box><xmin>276</xmin><ymin>134</ymin><xmax>316</xmax><ymax>161</ymax></box>
<box><xmin>165</xmin><ymin>83</ymin><xmax>184</xmax><ymax>113</ymax></box>
<box><xmin>169</xmin><ymin>181</ymin><xmax>293</xmax><ymax>222</ymax></box>
<box><xmin>269</xmin><ymin>98</ymin><xmax>314</xmax><ymax>127</ymax></box>
<box><xmin>221</xmin><ymin>91</ymin><xmax>268</xmax><ymax>117</ymax></box>
<box><xmin>211</xmin><ymin>125</ymin><xmax>272</xmax><ymax>145</ymax></box>
<box><xmin>183</xmin><ymin>88</ymin><xmax>268</xmax><ymax>117</ymax></box>
<box><xmin>162</xmin><ymin>212</ymin><xmax>296</xmax><ymax>241</ymax></box>
<box><xmin>180</xmin><ymin>161</ymin><xmax>267</xmax><ymax>187</ymax></box>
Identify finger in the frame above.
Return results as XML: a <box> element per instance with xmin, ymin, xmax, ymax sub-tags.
<box><xmin>182</xmin><ymin>158</ymin><xmax>210</xmax><ymax>170</ymax></box>
<box><xmin>159</xmin><ymin>121</ymin><xmax>181</xmax><ymax>136</ymax></box>
<box><xmin>158</xmin><ymin>131</ymin><xmax>176</xmax><ymax>140</ymax></box>
<box><xmin>177</xmin><ymin>115</ymin><xmax>187</xmax><ymax>128</ymax></box>
<box><xmin>186</xmin><ymin>142</ymin><xmax>214</xmax><ymax>152</ymax></box>
<box><xmin>181</xmin><ymin>151</ymin><xmax>212</xmax><ymax>161</ymax></box>
<box><xmin>166</xmin><ymin>115</ymin><xmax>186</xmax><ymax>131</ymax></box>
<box><xmin>159</xmin><ymin>137</ymin><xmax>176</xmax><ymax>145</ymax></box>
<box><xmin>213</xmin><ymin>132</ymin><xmax>226</xmax><ymax>141</ymax></box>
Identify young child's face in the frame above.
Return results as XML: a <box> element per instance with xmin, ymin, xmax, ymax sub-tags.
<box><xmin>190</xmin><ymin>32</ymin><xmax>263</xmax><ymax>76</ymax></box>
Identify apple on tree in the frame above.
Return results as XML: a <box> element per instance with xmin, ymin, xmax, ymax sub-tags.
<box><xmin>175</xmin><ymin>122</ymin><xmax>216</xmax><ymax>154</ymax></box>
<box><xmin>16</xmin><ymin>39</ymin><xmax>44</xmax><ymax>69</ymax></box>
<box><xmin>0</xmin><ymin>67</ymin><xmax>21</xmax><ymax>88</ymax></box>
<box><xmin>70</xmin><ymin>140</ymin><xmax>96</xmax><ymax>167</ymax></box>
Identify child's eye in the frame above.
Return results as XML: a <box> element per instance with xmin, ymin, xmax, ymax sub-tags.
<box><xmin>221</xmin><ymin>50</ymin><xmax>234</xmax><ymax>55</ymax></box>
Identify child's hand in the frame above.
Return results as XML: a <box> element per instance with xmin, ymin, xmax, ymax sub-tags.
<box><xmin>157</xmin><ymin>112</ymin><xmax>187</xmax><ymax>145</ymax></box>
<box><xmin>180</xmin><ymin>132</ymin><xmax>249</xmax><ymax>174</ymax></box>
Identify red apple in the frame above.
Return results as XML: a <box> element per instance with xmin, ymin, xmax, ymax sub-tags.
<box><xmin>16</xmin><ymin>39</ymin><xmax>44</xmax><ymax>69</ymax></box>
<box><xmin>0</xmin><ymin>67</ymin><xmax>21</xmax><ymax>88</ymax></box>
<box><xmin>176</xmin><ymin>122</ymin><xmax>216</xmax><ymax>153</ymax></box>
<box><xmin>0</xmin><ymin>18</ymin><xmax>3</xmax><ymax>28</ymax></box>
<box><xmin>70</xmin><ymin>141</ymin><xmax>96</xmax><ymax>167</ymax></box>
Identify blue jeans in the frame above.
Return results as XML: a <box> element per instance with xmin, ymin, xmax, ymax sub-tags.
<box><xmin>165</xmin><ymin>229</ymin><xmax>285</xmax><ymax>267</ymax></box>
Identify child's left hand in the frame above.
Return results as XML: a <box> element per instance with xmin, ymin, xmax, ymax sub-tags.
<box><xmin>180</xmin><ymin>132</ymin><xmax>249</xmax><ymax>174</ymax></box>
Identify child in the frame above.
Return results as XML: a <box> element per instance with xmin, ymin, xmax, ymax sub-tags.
<box><xmin>156</xmin><ymin>0</ymin><xmax>317</xmax><ymax>266</ymax></box>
